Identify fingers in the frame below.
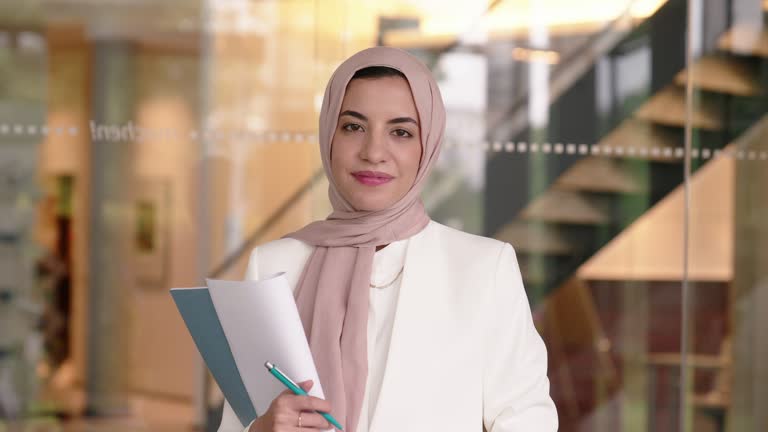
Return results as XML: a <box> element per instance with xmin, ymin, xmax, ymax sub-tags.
<box><xmin>297</xmin><ymin>411</ymin><xmax>332</xmax><ymax>429</ymax></box>
<box><xmin>271</xmin><ymin>411</ymin><xmax>331</xmax><ymax>430</ymax></box>
<box><xmin>284</xmin><ymin>381</ymin><xmax>332</xmax><ymax>413</ymax></box>
<box><xmin>283</xmin><ymin>393</ymin><xmax>332</xmax><ymax>414</ymax></box>
<box><xmin>269</xmin><ymin>380</ymin><xmax>334</xmax><ymax>429</ymax></box>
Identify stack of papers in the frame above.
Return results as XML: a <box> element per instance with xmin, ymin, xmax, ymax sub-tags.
<box><xmin>170</xmin><ymin>272</ymin><xmax>324</xmax><ymax>427</ymax></box>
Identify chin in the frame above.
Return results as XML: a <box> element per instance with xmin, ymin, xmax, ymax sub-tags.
<box><xmin>350</xmin><ymin>196</ymin><xmax>395</xmax><ymax>212</ymax></box>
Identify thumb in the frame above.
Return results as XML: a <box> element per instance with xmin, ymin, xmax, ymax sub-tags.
<box><xmin>299</xmin><ymin>380</ymin><xmax>314</xmax><ymax>391</ymax></box>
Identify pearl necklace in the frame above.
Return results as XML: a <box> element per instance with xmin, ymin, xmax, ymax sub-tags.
<box><xmin>369</xmin><ymin>265</ymin><xmax>404</xmax><ymax>289</ymax></box>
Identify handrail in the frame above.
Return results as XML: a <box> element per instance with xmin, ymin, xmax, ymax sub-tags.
<box><xmin>207</xmin><ymin>168</ymin><xmax>325</xmax><ymax>278</ymax></box>
<box><xmin>486</xmin><ymin>0</ymin><xmax>655</xmax><ymax>144</ymax></box>
<box><xmin>423</xmin><ymin>0</ymin><xmax>505</xmax><ymax>68</ymax></box>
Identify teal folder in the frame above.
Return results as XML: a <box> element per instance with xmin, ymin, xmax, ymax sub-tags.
<box><xmin>170</xmin><ymin>287</ymin><xmax>257</xmax><ymax>427</ymax></box>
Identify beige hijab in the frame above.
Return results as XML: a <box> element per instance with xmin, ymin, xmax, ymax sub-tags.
<box><xmin>283</xmin><ymin>46</ymin><xmax>446</xmax><ymax>431</ymax></box>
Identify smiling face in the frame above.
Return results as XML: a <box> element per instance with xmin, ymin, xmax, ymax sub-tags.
<box><xmin>330</xmin><ymin>74</ymin><xmax>422</xmax><ymax>212</ymax></box>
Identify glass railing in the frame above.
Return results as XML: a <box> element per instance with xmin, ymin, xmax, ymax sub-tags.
<box><xmin>2</xmin><ymin>1</ymin><xmax>767</xmax><ymax>431</ymax></box>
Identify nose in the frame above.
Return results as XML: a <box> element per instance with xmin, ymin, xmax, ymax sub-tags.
<box><xmin>359</xmin><ymin>131</ymin><xmax>387</xmax><ymax>163</ymax></box>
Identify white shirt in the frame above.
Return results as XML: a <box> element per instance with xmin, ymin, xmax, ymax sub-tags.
<box><xmin>356</xmin><ymin>238</ymin><xmax>409</xmax><ymax>432</ymax></box>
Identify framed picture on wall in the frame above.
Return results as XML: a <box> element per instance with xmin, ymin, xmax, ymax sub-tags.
<box><xmin>133</xmin><ymin>178</ymin><xmax>171</xmax><ymax>288</ymax></box>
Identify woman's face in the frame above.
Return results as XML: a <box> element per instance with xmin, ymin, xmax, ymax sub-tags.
<box><xmin>330</xmin><ymin>76</ymin><xmax>422</xmax><ymax>212</ymax></box>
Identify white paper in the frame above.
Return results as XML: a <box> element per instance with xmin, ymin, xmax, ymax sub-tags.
<box><xmin>206</xmin><ymin>273</ymin><xmax>327</xmax><ymax>420</ymax></box>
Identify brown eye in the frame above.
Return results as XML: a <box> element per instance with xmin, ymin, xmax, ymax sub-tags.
<box><xmin>343</xmin><ymin>123</ymin><xmax>363</xmax><ymax>132</ymax></box>
<box><xmin>392</xmin><ymin>128</ymin><xmax>413</xmax><ymax>138</ymax></box>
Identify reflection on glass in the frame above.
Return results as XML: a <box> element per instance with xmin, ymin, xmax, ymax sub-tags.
<box><xmin>1</xmin><ymin>0</ymin><xmax>766</xmax><ymax>430</ymax></box>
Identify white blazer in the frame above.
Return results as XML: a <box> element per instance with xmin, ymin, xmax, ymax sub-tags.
<box><xmin>218</xmin><ymin>220</ymin><xmax>558</xmax><ymax>432</ymax></box>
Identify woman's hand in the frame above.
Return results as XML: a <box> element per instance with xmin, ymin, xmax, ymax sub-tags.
<box><xmin>248</xmin><ymin>380</ymin><xmax>335</xmax><ymax>431</ymax></box>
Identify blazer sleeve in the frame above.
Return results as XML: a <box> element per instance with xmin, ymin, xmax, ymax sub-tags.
<box><xmin>482</xmin><ymin>243</ymin><xmax>558</xmax><ymax>432</ymax></box>
<box><xmin>217</xmin><ymin>247</ymin><xmax>260</xmax><ymax>432</ymax></box>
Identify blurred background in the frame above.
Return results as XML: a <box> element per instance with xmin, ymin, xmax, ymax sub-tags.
<box><xmin>0</xmin><ymin>0</ymin><xmax>766</xmax><ymax>431</ymax></box>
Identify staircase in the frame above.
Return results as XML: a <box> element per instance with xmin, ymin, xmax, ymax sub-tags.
<box><xmin>484</xmin><ymin>0</ymin><xmax>768</xmax><ymax>304</ymax></box>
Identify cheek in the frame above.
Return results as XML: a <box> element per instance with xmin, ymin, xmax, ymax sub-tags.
<box><xmin>329</xmin><ymin>140</ymin><xmax>341</xmax><ymax>180</ymax></box>
<box><xmin>330</xmin><ymin>138</ymin><xmax>353</xmax><ymax>175</ymax></box>
<box><xmin>330</xmin><ymin>134</ymin><xmax>341</xmax><ymax>165</ymax></box>
<box><xmin>400</xmin><ymin>144</ymin><xmax>422</xmax><ymax>180</ymax></box>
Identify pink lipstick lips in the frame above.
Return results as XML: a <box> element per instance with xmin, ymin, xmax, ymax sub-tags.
<box><xmin>351</xmin><ymin>171</ymin><xmax>394</xmax><ymax>186</ymax></box>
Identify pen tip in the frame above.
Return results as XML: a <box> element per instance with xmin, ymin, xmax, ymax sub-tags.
<box><xmin>264</xmin><ymin>361</ymin><xmax>273</xmax><ymax>369</ymax></box>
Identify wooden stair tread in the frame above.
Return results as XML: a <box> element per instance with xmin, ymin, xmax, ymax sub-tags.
<box><xmin>597</xmin><ymin>118</ymin><xmax>681</xmax><ymax>161</ymax></box>
<box><xmin>521</xmin><ymin>190</ymin><xmax>610</xmax><ymax>225</ymax></box>
<box><xmin>635</xmin><ymin>85</ymin><xmax>723</xmax><ymax>130</ymax></box>
<box><xmin>718</xmin><ymin>25</ymin><xmax>768</xmax><ymax>58</ymax></box>
<box><xmin>646</xmin><ymin>353</ymin><xmax>727</xmax><ymax>369</ymax></box>
<box><xmin>674</xmin><ymin>55</ymin><xmax>762</xmax><ymax>96</ymax></box>
<box><xmin>494</xmin><ymin>221</ymin><xmax>575</xmax><ymax>255</ymax></box>
<box><xmin>555</xmin><ymin>157</ymin><xmax>643</xmax><ymax>194</ymax></box>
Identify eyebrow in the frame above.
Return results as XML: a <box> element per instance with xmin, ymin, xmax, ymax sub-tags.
<box><xmin>339</xmin><ymin>110</ymin><xmax>419</xmax><ymax>126</ymax></box>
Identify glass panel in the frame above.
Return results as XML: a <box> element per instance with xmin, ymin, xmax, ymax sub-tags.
<box><xmin>2</xmin><ymin>0</ymin><xmax>208</xmax><ymax>426</ymax></box>
<box><xmin>683</xmin><ymin>0</ymin><xmax>768</xmax><ymax>431</ymax></box>
<box><xmin>206</xmin><ymin>3</ymin><xmax>687</xmax><ymax>431</ymax></box>
<box><xmin>471</xmin><ymin>2</ymin><xmax>688</xmax><ymax>431</ymax></box>
<box><xmin>7</xmin><ymin>0</ymin><xmax>752</xmax><ymax>431</ymax></box>
<box><xmin>0</xmin><ymin>19</ymin><xmax>47</xmax><ymax>424</ymax></box>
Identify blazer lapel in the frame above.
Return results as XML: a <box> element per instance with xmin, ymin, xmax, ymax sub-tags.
<box><xmin>367</xmin><ymin>222</ymin><xmax>448</xmax><ymax>431</ymax></box>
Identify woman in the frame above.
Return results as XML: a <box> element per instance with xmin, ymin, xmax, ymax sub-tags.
<box><xmin>218</xmin><ymin>46</ymin><xmax>558</xmax><ymax>432</ymax></box>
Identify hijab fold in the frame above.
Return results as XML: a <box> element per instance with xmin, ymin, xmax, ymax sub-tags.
<box><xmin>283</xmin><ymin>46</ymin><xmax>446</xmax><ymax>432</ymax></box>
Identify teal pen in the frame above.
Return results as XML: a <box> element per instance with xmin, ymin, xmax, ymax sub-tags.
<box><xmin>264</xmin><ymin>361</ymin><xmax>344</xmax><ymax>431</ymax></box>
